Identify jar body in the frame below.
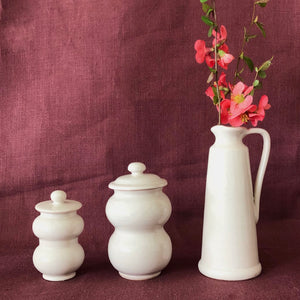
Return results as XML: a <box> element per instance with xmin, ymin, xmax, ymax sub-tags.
<box><xmin>106</xmin><ymin>188</ymin><xmax>172</xmax><ymax>280</ymax></box>
<box><xmin>32</xmin><ymin>212</ymin><xmax>84</xmax><ymax>281</ymax></box>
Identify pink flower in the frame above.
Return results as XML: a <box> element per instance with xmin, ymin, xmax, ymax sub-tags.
<box><xmin>218</xmin><ymin>46</ymin><xmax>234</xmax><ymax>70</ymax></box>
<box><xmin>230</xmin><ymin>82</ymin><xmax>253</xmax><ymax>105</ymax></box>
<box><xmin>248</xmin><ymin>95</ymin><xmax>271</xmax><ymax>126</ymax></box>
<box><xmin>228</xmin><ymin>82</ymin><xmax>256</xmax><ymax>127</ymax></box>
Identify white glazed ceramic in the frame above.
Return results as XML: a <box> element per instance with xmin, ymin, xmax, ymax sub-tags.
<box><xmin>199</xmin><ymin>125</ymin><xmax>270</xmax><ymax>281</ymax></box>
<box><xmin>106</xmin><ymin>162</ymin><xmax>172</xmax><ymax>280</ymax></box>
<box><xmin>32</xmin><ymin>190</ymin><xmax>85</xmax><ymax>281</ymax></box>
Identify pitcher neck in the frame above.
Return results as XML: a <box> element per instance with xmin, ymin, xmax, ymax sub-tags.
<box><xmin>211</xmin><ymin>125</ymin><xmax>247</xmax><ymax>145</ymax></box>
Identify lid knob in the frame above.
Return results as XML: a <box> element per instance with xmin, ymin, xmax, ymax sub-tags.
<box><xmin>128</xmin><ymin>162</ymin><xmax>146</xmax><ymax>176</ymax></box>
<box><xmin>51</xmin><ymin>190</ymin><xmax>67</xmax><ymax>205</ymax></box>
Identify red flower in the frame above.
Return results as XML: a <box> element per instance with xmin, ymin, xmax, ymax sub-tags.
<box><xmin>212</xmin><ymin>25</ymin><xmax>227</xmax><ymax>47</ymax></box>
<box><xmin>195</xmin><ymin>25</ymin><xmax>234</xmax><ymax>69</ymax></box>
<box><xmin>212</xmin><ymin>26</ymin><xmax>234</xmax><ymax>69</ymax></box>
<box><xmin>229</xmin><ymin>100</ymin><xmax>256</xmax><ymax>127</ymax></box>
<box><xmin>248</xmin><ymin>95</ymin><xmax>271</xmax><ymax>126</ymax></box>
<box><xmin>219</xmin><ymin>43</ymin><xmax>229</xmax><ymax>53</ymax></box>
<box><xmin>205</xmin><ymin>55</ymin><xmax>215</xmax><ymax>68</ymax></box>
<box><xmin>218</xmin><ymin>99</ymin><xmax>231</xmax><ymax>124</ymax></box>
<box><xmin>205</xmin><ymin>72</ymin><xmax>228</xmax><ymax>101</ymax></box>
<box><xmin>194</xmin><ymin>40</ymin><xmax>209</xmax><ymax>64</ymax></box>
<box><xmin>205</xmin><ymin>86</ymin><xmax>214</xmax><ymax>100</ymax></box>
<box><xmin>218</xmin><ymin>72</ymin><xmax>228</xmax><ymax>87</ymax></box>
<box><xmin>207</xmin><ymin>79</ymin><xmax>271</xmax><ymax>127</ymax></box>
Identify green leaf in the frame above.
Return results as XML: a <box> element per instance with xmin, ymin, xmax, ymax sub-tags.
<box><xmin>258</xmin><ymin>70</ymin><xmax>267</xmax><ymax>78</ymax></box>
<box><xmin>201</xmin><ymin>15</ymin><xmax>214</xmax><ymax>26</ymax></box>
<box><xmin>212</xmin><ymin>86</ymin><xmax>221</xmax><ymax>105</ymax></box>
<box><xmin>242</xmin><ymin>55</ymin><xmax>254</xmax><ymax>72</ymax></box>
<box><xmin>224</xmin><ymin>88</ymin><xmax>230</xmax><ymax>97</ymax></box>
<box><xmin>209</xmin><ymin>67</ymin><xmax>216</xmax><ymax>73</ymax></box>
<box><xmin>255</xmin><ymin>21</ymin><xmax>266</xmax><ymax>37</ymax></box>
<box><xmin>219</xmin><ymin>86</ymin><xmax>229</xmax><ymax>92</ymax></box>
<box><xmin>208</xmin><ymin>26</ymin><xmax>213</xmax><ymax>37</ymax></box>
<box><xmin>218</xmin><ymin>50</ymin><xmax>226</xmax><ymax>57</ymax></box>
<box><xmin>253</xmin><ymin>79</ymin><xmax>260</xmax><ymax>87</ymax></box>
<box><xmin>255</xmin><ymin>0</ymin><xmax>269</xmax><ymax>7</ymax></box>
<box><xmin>243</xmin><ymin>27</ymin><xmax>257</xmax><ymax>43</ymax></box>
<box><xmin>213</xmin><ymin>96</ymin><xmax>219</xmax><ymax>105</ymax></box>
<box><xmin>212</xmin><ymin>86</ymin><xmax>218</xmax><ymax>96</ymax></box>
<box><xmin>202</xmin><ymin>3</ymin><xmax>210</xmax><ymax>13</ymax></box>
<box><xmin>259</xmin><ymin>57</ymin><xmax>273</xmax><ymax>71</ymax></box>
<box><xmin>200</xmin><ymin>0</ymin><xmax>208</xmax><ymax>3</ymax></box>
<box><xmin>254</xmin><ymin>81</ymin><xmax>263</xmax><ymax>89</ymax></box>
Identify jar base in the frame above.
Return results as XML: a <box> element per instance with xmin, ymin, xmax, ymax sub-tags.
<box><xmin>42</xmin><ymin>272</ymin><xmax>76</xmax><ymax>281</ymax></box>
<box><xmin>119</xmin><ymin>271</ymin><xmax>161</xmax><ymax>280</ymax></box>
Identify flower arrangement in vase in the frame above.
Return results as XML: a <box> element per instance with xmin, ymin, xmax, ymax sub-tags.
<box><xmin>195</xmin><ymin>1</ymin><xmax>272</xmax><ymax>281</ymax></box>
<box><xmin>194</xmin><ymin>0</ymin><xmax>272</xmax><ymax>127</ymax></box>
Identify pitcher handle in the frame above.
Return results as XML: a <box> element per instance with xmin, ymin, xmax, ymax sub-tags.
<box><xmin>244</xmin><ymin>128</ymin><xmax>271</xmax><ymax>223</ymax></box>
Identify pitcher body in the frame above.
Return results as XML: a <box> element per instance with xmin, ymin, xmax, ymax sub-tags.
<box><xmin>199</xmin><ymin>125</ymin><xmax>270</xmax><ymax>280</ymax></box>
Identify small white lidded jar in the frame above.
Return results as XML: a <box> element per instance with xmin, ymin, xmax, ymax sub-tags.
<box><xmin>32</xmin><ymin>190</ymin><xmax>85</xmax><ymax>281</ymax></box>
<box><xmin>106</xmin><ymin>162</ymin><xmax>172</xmax><ymax>280</ymax></box>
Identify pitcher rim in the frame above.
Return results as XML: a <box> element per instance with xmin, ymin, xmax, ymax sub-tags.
<box><xmin>211</xmin><ymin>125</ymin><xmax>247</xmax><ymax>132</ymax></box>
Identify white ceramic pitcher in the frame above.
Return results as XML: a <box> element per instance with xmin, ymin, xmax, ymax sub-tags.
<box><xmin>198</xmin><ymin>125</ymin><xmax>271</xmax><ymax>281</ymax></box>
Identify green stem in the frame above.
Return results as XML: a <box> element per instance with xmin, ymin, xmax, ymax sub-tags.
<box><xmin>234</xmin><ymin>41</ymin><xmax>246</xmax><ymax>84</ymax></box>
<box><xmin>251</xmin><ymin>3</ymin><xmax>257</xmax><ymax>26</ymax></box>
<box><xmin>212</xmin><ymin>0</ymin><xmax>221</xmax><ymax>125</ymax></box>
<box><xmin>253</xmin><ymin>70</ymin><xmax>258</xmax><ymax>83</ymax></box>
<box><xmin>234</xmin><ymin>1</ymin><xmax>257</xmax><ymax>84</ymax></box>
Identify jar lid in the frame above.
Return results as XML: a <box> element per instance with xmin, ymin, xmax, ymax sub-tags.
<box><xmin>108</xmin><ymin>162</ymin><xmax>167</xmax><ymax>191</ymax></box>
<box><xmin>35</xmin><ymin>190</ymin><xmax>82</xmax><ymax>214</ymax></box>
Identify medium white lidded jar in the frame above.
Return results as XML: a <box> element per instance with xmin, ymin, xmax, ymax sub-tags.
<box><xmin>106</xmin><ymin>162</ymin><xmax>172</xmax><ymax>280</ymax></box>
<box><xmin>32</xmin><ymin>190</ymin><xmax>85</xmax><ymax>281</ymax></box>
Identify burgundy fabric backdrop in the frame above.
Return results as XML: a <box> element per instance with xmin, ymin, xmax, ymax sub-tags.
<box><xmin>0</xmin><ymin>0</ymin><xmax>299</xmax><ymax>299</ymax></box>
